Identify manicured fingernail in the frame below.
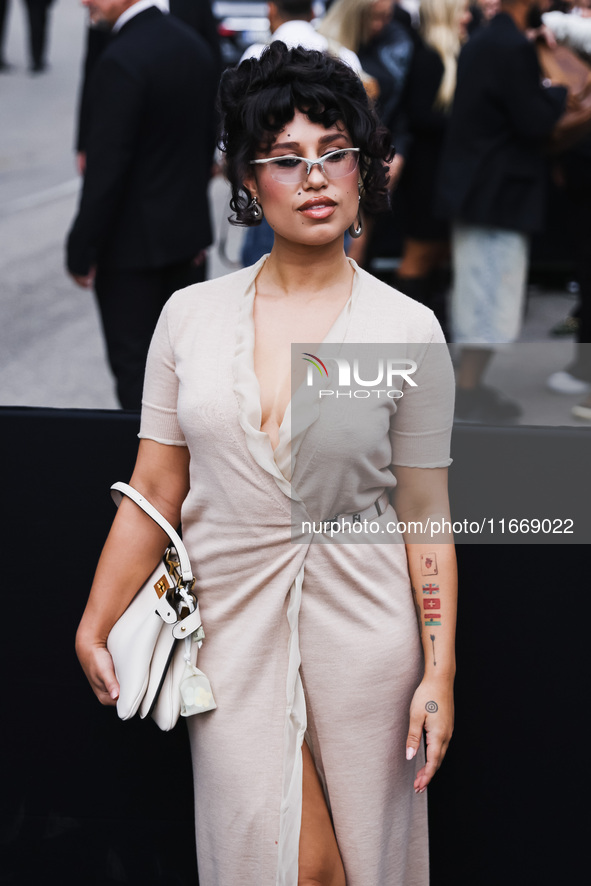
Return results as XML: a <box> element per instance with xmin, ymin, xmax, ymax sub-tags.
<box><xmin>110</xmin><ymin>688</ymin><xmax>119</xmax><ymax>700</ymax></box>
<box><xmin>406</xmin><ymin>747</ymin><xmax>416</xmax><ymax>761</ymax></box>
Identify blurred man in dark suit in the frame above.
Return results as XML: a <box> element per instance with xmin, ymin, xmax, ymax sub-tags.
<box><xmin>75</xmin><ymin>0</ymin><xmax>222</xmax><ymax>170</ymax></box>
<box><xmin>437</xmin><ymin>0</ymin><xmax>567</xmax><ymax>422</ymax></box>
<box><xmin>66</xmin><ymin>0</ymin><xmax>217</xmax><ymax>409</ymax></box>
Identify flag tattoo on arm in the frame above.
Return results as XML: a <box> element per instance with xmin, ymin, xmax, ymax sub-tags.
<box><xmin>423</xmin><ymin>582</ymin><xmax>442</xmax><ymax>628</ymax></box>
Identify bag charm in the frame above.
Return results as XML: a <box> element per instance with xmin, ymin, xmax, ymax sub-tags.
<box><xmin>180</xmin><ymin>664</ymin><xmax>217</xmax><ymax>716</ymax></box>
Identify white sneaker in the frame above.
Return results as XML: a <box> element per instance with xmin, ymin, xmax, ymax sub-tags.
<box><xmin>546</xmin><ymin>371</ymin><xmax>591</xmax><ymax>394</ymax></box>
<box><xmin>572</xmin><ymin>403</ymin><xmax>591</xmax><ymax>420</ymax></box>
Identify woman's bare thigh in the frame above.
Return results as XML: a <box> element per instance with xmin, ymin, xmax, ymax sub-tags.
<box><xmin>298</xmin><ymin>740</ymin><xmax>346</xmax><ymax>886</ymax></box>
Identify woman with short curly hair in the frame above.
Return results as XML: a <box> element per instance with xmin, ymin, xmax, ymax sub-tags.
<box><xmin>76</xmin><ymin>42</ymin><xmax>457</xmax><ymax>886</ymax></box>
<box><xmin>220</xmin><ymin>40</ymin><xmax>392</xmax><ymax>223</ymax></box>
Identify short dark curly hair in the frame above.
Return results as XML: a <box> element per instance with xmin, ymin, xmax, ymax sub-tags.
<box><xmin>217</xmin><ymin>42</ymin><xmax>393</xmax><ymax>226</ymax></box>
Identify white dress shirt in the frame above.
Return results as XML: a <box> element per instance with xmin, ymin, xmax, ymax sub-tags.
<box><xmin>112</xmin><ymin>0</ymin><xmax>169</xmax><ymax>34</ymax></box>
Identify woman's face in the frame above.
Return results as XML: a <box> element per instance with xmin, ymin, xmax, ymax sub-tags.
<box><xmin>367</xmin><ymin>0</ymin><xmax>395</xmax><ymax>41</ymax></box>
<box><xmin>244</xmin><ymin>110</ymin><xmax>360</xmax><ymax>248</ymax></box>
<box><xmin>477</xmin><ymin>0</ymin><xmax>500</xmax><ymax>21</ymax></box>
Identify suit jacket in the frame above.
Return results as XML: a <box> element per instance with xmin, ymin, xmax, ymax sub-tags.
<box><xmin>170</xmin><ymin>0</ymin><xmax>222</xmax><ymax>70</ymax></box>
<box><xmin>436</xmin><ymin>12</ymin><xmax>567</xmax><ymax>234</ymax></box>
<box><xmin>67</xmin><ymin>6</ymin><xmax>217</xmax><ymax>275</ymax></box>
<box><xmin>75</xmin><ymin>0</ymin><xmax>222</xmax><ymax>153</ymax></box>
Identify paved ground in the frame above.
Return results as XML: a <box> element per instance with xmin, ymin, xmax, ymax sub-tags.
<box><xmin>0</xmin><ymin>2</ymin><xmax>588</xmax><ymax>427</ymax></box>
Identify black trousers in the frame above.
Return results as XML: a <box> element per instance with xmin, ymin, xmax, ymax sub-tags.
<box><xmin>564</xmin><ymin>172</ymin><xmax>591</xmax><ymax>380</ymax></box>
<box><xmin>0</xmin><ymin>0</ymin><xmax>9</xmax><ymax>64</ymax></box>
<box><xmin>23</xmin><ymin>0</ymin><xmax>51</xmax><ymax>69</ymax></box>
<box><xmin>94</xmin><ymin>259</ymin><xmax>206</xmax><ymax>410</ymax></box>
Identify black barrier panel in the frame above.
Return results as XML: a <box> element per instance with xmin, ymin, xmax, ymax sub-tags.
<box><xmin>0</xmin><ymin>408</ymin><xmax>585</xmax><ymax>885</ymax></box>
<box><xmin>448</xmin><ymin>423</ymin><xmax>591</xmax><ymax>543</ymax></box>
<box><xmin>0</xmin><ymin>408</ymin><xmax>197</xmax><ymax>886</ymax></box>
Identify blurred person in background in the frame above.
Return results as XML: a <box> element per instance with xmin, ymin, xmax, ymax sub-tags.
<box><xmin>0</xmin><ymin>0</ymin><xmax>10</xmax><ymax>70</ymax></box>
<box><xmin>476</xmin><ymin>0</ymin><xmax>501</xmax><ymax>16</ymax></box>
<box><xmin>395</xmin><ymin>0</ymin><xmax>471</xmax><ymax>335</ymax></box>
<box><xmin>436</xmin><ymin>0</ymin><xmax>568</xmax><ymax>422</ymax></box>
<box><xmin>546</xmin><ymin>139</ymin><xmax>591</xmax><ymax>408</ymax></box>
<box><xmin>467</xmin><ymin>0</ymin><xmax>500</xmax><ymax>32</ymax></box>
<box><xmin>75</xmin><ymin>0</ymin><xmax>222</xmax><ymax>175</ymax></box>
<box><xmin>22</xmin><ymin>0</ymin><xmax>55</xmax><ymax>71</ymax></box>
<box><xmin>0</xmin><ymin>0</ymin><xmax>56</xmax><ymax>71</ymax></box>
<box><xmin>238</xmin><ymin>0</ymin><xmax>363</xmax><ymax>266</ymax></box>
<box><xmin>66</xmin><ymin>0</ymin><xmax>217</xmax><ymax>410</ymax></box>
<box><xmin>509</xmin><ymin>0</ymin><xmax>591</xmax><ymax>411</ymax></box>
<box><xmin>319</xmin><ymin>0</ymin><xmax>417</xmax><ymax>263</ymax></box>
<box><xmin>320</xmin><ymin>0</ymin><xmax>414</xmax><ymax>152</ymax></box>
<box><xmin>544</xmin><ymin>138</ymin><xmax>591</xmax><ymax>409</ymax></box>
<box><xmin>240</xmin><ymin>0</ymin><xmax>361</xmax><ymax>70</ymax></box>
<box><xmin>541</xmin><ymin>0</ymin><xmax>591</xmax><ymax>394</ymax></box>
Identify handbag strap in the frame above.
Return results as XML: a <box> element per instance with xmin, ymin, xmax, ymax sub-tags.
<box><xmin>110</xmin><ymin>481</ymin><xmax>194</xmax><ymax>584</ymax></box>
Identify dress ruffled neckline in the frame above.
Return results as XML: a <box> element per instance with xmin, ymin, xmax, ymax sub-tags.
<box><xmin>232</xmin><ymin>254</ymin><xmax>360</xmax><ymax>498</ymax></box>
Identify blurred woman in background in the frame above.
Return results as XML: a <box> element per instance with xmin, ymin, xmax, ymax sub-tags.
<box><xmin>319</xmin><ymin>0</ymin><xmax>417</xmax><ymax>262</ymax></box>
<box><xmin>320</xmin><ymin>0</ymin><xmax>415</xmax><ymax>150</ymax></box>
<box><xmin>395</xmin><ymin>0</ymin><xmax>471</xmax><ymax>333</ymax></box>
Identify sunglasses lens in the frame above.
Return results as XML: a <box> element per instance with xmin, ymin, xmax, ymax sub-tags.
<box><xmin>268</xmin><ymin>150</ymin><xmax>359</xmax><ymax>183</ymax></box>
<box><xmin>322</xmin><ymin>150</ymin><xmax>359</xmax><ymax>179</ymax></box>
<box><xmin>268</xmin><ymin>158</ymin><xmax>307</xmax><ymax>183</ymax></box>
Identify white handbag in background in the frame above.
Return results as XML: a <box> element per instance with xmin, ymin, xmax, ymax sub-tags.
<box><xmin>107</xmin><ymin>482</ymin><xmax>216</xmax><ymax>731</ymax></box>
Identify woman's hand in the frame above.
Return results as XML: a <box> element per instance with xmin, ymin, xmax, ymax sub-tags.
<box><xmin>406</xmin><ymin>676</ymin><xmax>454</xmax><ymax>793</ymax></box>
<box><xmin>75</xmin><ymin>629</ymin><xmax>120</xmax><ymax>707</ymax></box>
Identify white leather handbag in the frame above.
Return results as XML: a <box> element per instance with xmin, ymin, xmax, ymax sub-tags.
<box><xmin>107</xmin><ymin>482</ymin><xmax>216</xmax><ymax>731</ymax></box>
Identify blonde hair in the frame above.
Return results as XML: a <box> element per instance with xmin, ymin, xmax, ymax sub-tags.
<box><xmin>419</xmin><ymin>0</ymin><xmax>466</xmax><ymax>110</ymax></box>
<box><xmin>318</xmin><ymin>0</ymin><xmax>381</xmax><ymax>54</ymax></box>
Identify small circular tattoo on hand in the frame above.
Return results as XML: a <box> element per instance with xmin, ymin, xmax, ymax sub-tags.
<box><xmin>425</xmin><ymin>701</ymin><xmax>438</xmax><ymax>713</ymax></box>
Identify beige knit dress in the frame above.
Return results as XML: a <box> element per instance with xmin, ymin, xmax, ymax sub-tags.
<box><xmin>139</xmin><ymin>256</ymin><xmax>454</xmax><ymax>886</ymax></box>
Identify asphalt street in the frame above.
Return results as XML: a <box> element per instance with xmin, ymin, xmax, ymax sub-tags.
<box><xmin>0</xmin><ymin>2</ymin><xmax>587</xmax><ymax>426</ymax></box>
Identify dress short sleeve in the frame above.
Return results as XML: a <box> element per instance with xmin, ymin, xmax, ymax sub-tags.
<box><xmin>138</xmin><ymin>300</ymin><xmax>187</xmax><ymax>447</ymax></box>
<box><xmin>389</xmin><ymin>316</ymin><xmax>455</xmax><ymax>468</ymax></box>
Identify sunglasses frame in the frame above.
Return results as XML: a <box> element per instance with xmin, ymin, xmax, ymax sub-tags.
<box><xmin>250</xmin><ymin>147</ymin><xmax>361</xmax><ymax>183</ymax></box>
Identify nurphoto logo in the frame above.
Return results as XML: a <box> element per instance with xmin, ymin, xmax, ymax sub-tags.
<box><xmin>303</xmin><ymin>353</ymin><xmax>418</xmax><ymax>400</ymax></box>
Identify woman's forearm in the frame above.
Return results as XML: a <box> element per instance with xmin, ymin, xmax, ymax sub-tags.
<box><xmin>392</xmin><ymin>465</ymin><xmax>457</xmax><ymax>788</ymax></box>
<box><xmin>76</xmin><ymin>439</ymin><xmax>190</xmax><ymax>647</ymax></box>
<box><xmin>75</xmin><ymin>441</ymin><xmax>190</xmax><ymax>703</ymax></box>
<box><xmin>406</xmin><ymin>542</ymin><xmax>457</xmax><ymax>683</ymax></box>
<box><xmin>393</xmin><ymin>466</ymin><xmax>457</xmax><ymax>683</ymax></box>
<box><xmin>404</xmin><ymin>539</ymin><xmax>457</xmax><ymax>792</ymax></box>
<box><xmin>76</xmin><ymin>500</ymin><xmax>172</xmax><ymax>646</ymax></box>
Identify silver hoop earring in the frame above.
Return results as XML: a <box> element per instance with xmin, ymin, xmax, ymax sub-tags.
<box><xmin>250</xmin><ymin>196</ymin><xmax>263</xmax><ymax>221</ymax></box>
<box><xmin>348</xmin><ymin>214</ymin><xmax>363</xmax><ymax>239</ymax></box>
